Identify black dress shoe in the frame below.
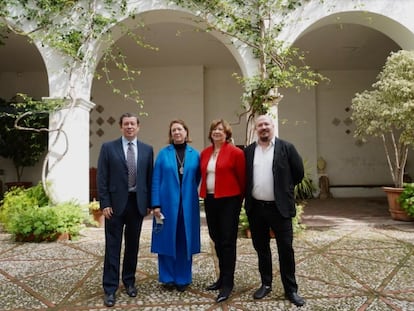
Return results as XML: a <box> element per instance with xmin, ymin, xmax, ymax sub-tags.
<box><xmin>162</xmin><ymin>282</ymin><xmax>175</xmax><ymax>291</ymax></box>
<box><xmin>206</xmin><ymin>280</ymin><xmax>222</xmax><ymax>291</ymax></box>
<box><xmin>253</xmin><ymin>285</ymin><xmax>272</xmax><ymax>299</ymax></box>
<box><xmin>216</xmin><ymin>287</ymin><xmax>232</xmax><ymax>303</ymax></box>
<box><xmin>285</xmin><ymin>292</ymin><xmax>305</xmax><ymax>307</ymax></box>
<box><xmin>176</xmin><ymin>284</ymin><xmax>189</xmax><ymax>292</ymax></box>
<box><xmin>104</xmin><ymin>293</ymin><xmax>116</xmax><ymax>307</ymax></box>
<box><xmin>126</xmin><ymin>285</ymin><xmax>137</xmax><ymax>297</ymax></box>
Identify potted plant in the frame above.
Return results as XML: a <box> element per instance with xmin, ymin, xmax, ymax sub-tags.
<box><xmin>351</xmin><ymin>50</ymin><xmax>414</xmax><ymax>221</ymax></box>
<box><xmin>0</xmin><ymin>95</ymin><xmax>48</xmax><ymax>187</ymax></box>
<box><xmin>397</xmin><ymin>183</ymin><xmax>414</xmax><ymax>220</ymax></box>
<box><xmin>89</xmin><ymin>198</ymin><xmax>104</xmax><ymax>227</ymax></box>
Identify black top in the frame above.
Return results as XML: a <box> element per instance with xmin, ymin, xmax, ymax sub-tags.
<box><xmin>174</xmin><ymin>142</ymin><xmax>186</xmax><ymax>183</ymax></box>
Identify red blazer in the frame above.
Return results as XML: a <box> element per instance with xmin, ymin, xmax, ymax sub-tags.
<box><xmin>199</xmin><ymin>142</ymin><xmax>246</xmax><ymax>199</ymax></box>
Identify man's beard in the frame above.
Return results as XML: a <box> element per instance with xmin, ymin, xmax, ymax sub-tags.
<box><xmin>258</xmin><ymin>133</ymin><xmax>270</xmax><ymax>142</ymax></box>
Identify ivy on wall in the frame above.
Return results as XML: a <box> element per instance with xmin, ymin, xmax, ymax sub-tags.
<box><xmin>0</xmin><ymin>0</ymin><xmax>147</xmax><ymax>199</ymax></box>
<box><xmin>172</xmin><ymin>0</ymin><xmax>326</xmax><ymax>142</ymax></box>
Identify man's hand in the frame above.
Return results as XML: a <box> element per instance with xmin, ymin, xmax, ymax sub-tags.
<box><xmin>103</xmin><ymin>207</ymin><xmax>113</xmax><ymax>219</ymax></box>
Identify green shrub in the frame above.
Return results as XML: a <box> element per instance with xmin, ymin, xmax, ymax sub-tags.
<box><xmin>292</xmin><ymin>202</ymin><xmax>306</xmax><ymax>234</ymax></box>
<box><xmin>0</xmin><ymin>183</ymin><xmax>84</xmax><ymax>242</ymax></box>
<box><xmin>238</xmin><ymin>202</ymin><xmax>306</xmax><ymax>237</ymax></box>
<box><xmin>0</xmin><ymin>183</ymin><xmax>49</xmax><ymax>228</ymax></box>
<box><xmin>238</xmin><ymin>206</ymin><xmax>250</xmax><ymax>232</ymax></box>
<box><xmin>294</xmin><ymin>160</ymin><xmax>315</xmax><ymax>202</ymax></box>
<box><xmin>398</xmin><ymin>183</ymin><xmax>414</xmax><ymax>217</ymax></box>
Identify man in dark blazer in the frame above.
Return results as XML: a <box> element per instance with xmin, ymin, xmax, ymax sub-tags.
<box><xmin>244</xmin><ymin>114</ymin><xmax>305</xmax><ymax>307</ymax></box>
<box><xmin>97</xmin><ymin>112</ymin><xmax>153</xmax><ymax>307</ymax></box>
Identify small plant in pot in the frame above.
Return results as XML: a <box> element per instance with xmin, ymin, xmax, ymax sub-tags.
<box><xmin>351</xmin><ymin>50</ymin><xmax>414</xmax><ymax>221</ymax></box>
<box><xmin>89</xmin><ymin>198</ymin><xmax>104</xmax><ymax>227</ymax></box>
<box><xmin>398</xmin><ymin>183</ymin><xmax>414</xmax><ymax>218</ymax></box>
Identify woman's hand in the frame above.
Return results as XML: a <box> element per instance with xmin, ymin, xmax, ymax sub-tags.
<box><xmin>152</xmin><ymin>207</ymin><xmax>161</xmax><ymax>218</ymax></box>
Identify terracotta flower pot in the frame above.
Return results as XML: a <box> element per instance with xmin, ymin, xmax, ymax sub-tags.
<box><xmin>383</xmin><ymin>187</ymin><xmax>414</xmax><ymax>221</ymax></box>
<box><xmin>91</xmin><ymin>209</ymin><xmax>105</xmax><ymax>227</ymax></box>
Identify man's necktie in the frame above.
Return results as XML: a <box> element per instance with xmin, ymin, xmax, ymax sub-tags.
<box><xmin>127</xmin><ymin>142</ymin><xmax>136</xmax><ymax>189</ymax></box>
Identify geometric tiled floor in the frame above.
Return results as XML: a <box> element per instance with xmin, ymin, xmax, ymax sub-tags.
<box><xmin>0</xmin><ymin>198</ymin><xmax>413</xmax><ymax>310</ymax></box>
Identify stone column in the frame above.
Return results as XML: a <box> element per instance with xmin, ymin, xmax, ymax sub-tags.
<box><xmin>46</xmin><ymin>98</ymin><xmax>95</xmax><ymax>204</ymax></box>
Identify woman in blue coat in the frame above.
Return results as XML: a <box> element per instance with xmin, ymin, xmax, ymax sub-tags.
<box><xmin>151</xmin><ymin>119</ymin><xmax>201</xmax><ymax>292</ymax></box>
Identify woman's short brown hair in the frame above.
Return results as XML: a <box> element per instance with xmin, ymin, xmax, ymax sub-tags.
<box><xmin>208</xmin><ymin>119</ymin><xmax>232</xmax><ymax>144</ymax></box>
<box><xmin>168</xmin><ymin>119</ymin><xmax>192</xmax><ymax>144</ymax></box>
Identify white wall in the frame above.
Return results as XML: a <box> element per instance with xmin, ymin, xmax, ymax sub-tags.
<box><xmin>281</xmin><ymin>70</ymin><xmax>414</xmax><ymax>197</ymax></box>
<box><xmin>279</xmin><ymin>86</ymin><xmax>318</xmax><ymax>188</ymax></box>
<box><xmin>90</xmin><ymin>65</ymin><xmax>244</xmax><ymax>167</ymax></box>
<box><xmin>204</xmin><ymin>67</ymin><xmax>245</xmax><ymax>146</ymax></box>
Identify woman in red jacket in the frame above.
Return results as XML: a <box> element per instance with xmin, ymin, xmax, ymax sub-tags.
<box><xmin>200</xmin><ymin>119</ymin><xmax>245</xmax><ymax>303</ymax></box>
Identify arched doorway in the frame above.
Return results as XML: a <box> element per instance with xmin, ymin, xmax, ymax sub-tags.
<box><xmin>279</xmin><ymin>18</ymin><xmax>411</xmax><ymax>198</ymax></box>
<box><xmin>90</xmin><ymin>10</ymin><xmax>246</xmax><ymax>169</ymax></box>
<box><xmin>0</xmin><ymin>30</ymin><xmax>49</xmax><ymax>192</ymax></box>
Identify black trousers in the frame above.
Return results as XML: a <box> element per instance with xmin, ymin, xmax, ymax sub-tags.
<box><xmin>204</xmin><ymin>194</ymin><xmax>242</xmax><ymax>289</ymax></box>
<box><xmin>103</xmin><ymin>193</ymin><xmax>144</xmax><ymax>294</ymax></box>
<box><xmin>248</xmin><ymin>199</ymin><xmax>298</xmax><ymax>294</ymax></box>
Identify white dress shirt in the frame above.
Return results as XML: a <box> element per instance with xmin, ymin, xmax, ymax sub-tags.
<box><xmin>252</xmin><ymin>138</ymin><xmax>275</xmax><ymax>201</ymax></box>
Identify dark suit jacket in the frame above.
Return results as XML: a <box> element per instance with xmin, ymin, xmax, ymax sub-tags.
<box><xmin>97</xmin><ymin>137</ymin><xmax>153</xmax><ymax>217</ymax></box>
<box><xmin>244</xmin><ymin>138</ymin><xmax>304</xmax><ymax>218</ymax></box>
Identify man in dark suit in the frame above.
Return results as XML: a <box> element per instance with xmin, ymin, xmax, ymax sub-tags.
<box><xmin>97</xmin><ymin>112</ymin><xmax>153</xmax><ymax>307</ymax></box>
<box><xmin>244</xmin><ymin>114</ymin><xmax>305</xmax><ymax>307</ymax></box>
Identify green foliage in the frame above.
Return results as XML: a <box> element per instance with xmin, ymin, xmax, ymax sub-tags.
<box><xmin>238</xmin><ymin>206</ymin><xmax>250</xmax><ymax>232</ymax></box>
<box><xmin>0</xmin><ymin>183</ymin><xmax>49</xmax><ymax>225</ymax></box>
<box><xmin>0</xmin><ymin>94</ymin><xmax>51</xmax><ymax>182</ymax></box>
<box><xmin>0</xmin><ymin>0</ymin><xmax>143</xmax><ymax>103</ymax></box>
<box><xmin>239</xmin><ymin>160</ymin><xmax>313</xmax><ymax>235</ymax></box>
<box><xmin>294</xmin><ymin>160</ymin><xmax>315</xmax><ymax>202</ymax></box>
<box><xmin>88</xmin><ymin>198</ymin><xmax>100</xmax><ymax>211</ymax></box>
<box><xmin>172</xmin><ymin>0</ymin><xmax>326</xmax><ymax>143</ymax></box>
<box><xmin>351</xmin><ymin>50</ymin><xmax>414</xmax><ymax>188</ymax></box>
<box><xmin>398</xmin><ymin>183</ymin><xmax>414</xmax><ymax>217</ymax></box>
<box><xmin>0</xmin><ymin>1</ymin><xmax>151</xmax><ymax>191</ymax></box>
<box><xmin>238</xmin><ymin>202</ymin><xmax>306</xmax><ymax>236</ymax></box>
<box><xmin>292</xmin><ymin>202</ymin><xmax>306</xmax><ymax>234</ymax></box>
<box><xmin>0</xmin><ymin>183</ymin><xmax>84</xmax><ymax>242</ymax></box>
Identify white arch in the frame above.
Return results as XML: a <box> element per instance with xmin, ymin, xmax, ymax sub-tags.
<box><xmin>94</xmin><ymin>5</ymin><xmax>257</xmax><ymax>85</ymax></box>
<box><xmin>11</xmin><ymin>0</ymin><xmax>414</xmax><ymax>203</ymax></box>
<box><xmin>279</xmin><ymin>1</ymin><xmax>414</xmax><ymax>49</ymax></box>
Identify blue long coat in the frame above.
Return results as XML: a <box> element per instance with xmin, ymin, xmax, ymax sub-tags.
<box><xmin>151</xmin><ymin>144</ymin><xmax>201</xmax><ymax>259</ymax></box>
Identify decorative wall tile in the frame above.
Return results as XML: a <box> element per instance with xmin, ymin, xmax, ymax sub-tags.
<box><xmin>96</xmin><ymin>105</ymin><xmax>104</xmax><ymax>113</ymax></box>
<box><xmin>332</xmin><ymin>117</ymin><xmax>341</xmax><ymax>126</ymax></box>
<box><xmin>343</xmin><ymin>117</ymin><xmax>352</xmax><ymax>126</ymax></box>
<box><xmin>96</xmin><ymin>117</ymin><xmax>104</xmax><ymax>126</ymax></box>
<box><xmin>107</xmin><ymin>116</ymin><xmax>116</xmax><ymax>125</ymax></box>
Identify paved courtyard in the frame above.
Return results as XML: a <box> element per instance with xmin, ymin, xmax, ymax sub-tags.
<box><xmin>0</xmin><ymin>198</ymin><xmax>413</xmax><ymax>310</ymax></box>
